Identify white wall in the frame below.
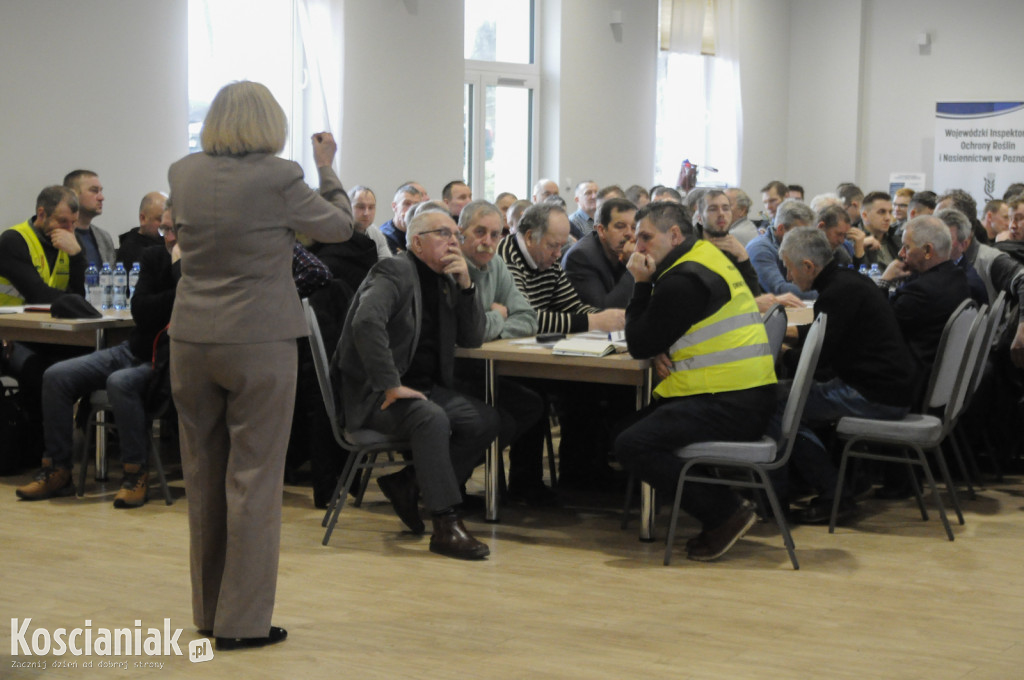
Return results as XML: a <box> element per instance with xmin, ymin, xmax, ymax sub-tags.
<box><xmin>550</xmin><ymin>0</ymin><xmax>658</xmax><ymax>196</ymax></box>
<box><xmin>750</xmin><ymin>0</ymin><xmax>1024</xmax><ymax>203</ymax></box>
<box><xmin>734</xmin><ymin>0</ymin><xmax>792</xmax><ymax>203</ymax></box>
<box><xmin>0</xmin><ymin>0</ymin><xmax>188</xmax><ymax>235</ymax></box>
<box><xmin>338</xmin><ymin>0</ymin><xmax>464</xmax><ymax>213</ymax></box>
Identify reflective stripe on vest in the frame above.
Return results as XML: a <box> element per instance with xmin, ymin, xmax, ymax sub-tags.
<box><xmin>653</xmin><ymin>240</ymin><xmax>776</xmax><ymax>399</ymax></box>
<box><xmin>0</xmin><ymin>221</ymin><xmax>71</xmax><ymax>305</ymax></box>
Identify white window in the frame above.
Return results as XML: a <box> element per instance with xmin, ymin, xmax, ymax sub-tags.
<box><xmin>188</xmin><ymin>0</ymin><xmax>333</xmax><ymax>181</ymax></box>
<box><xmin>464</xmin><ymin>0</ymin><xmax>538</xmax><ymax>201</ymax></box>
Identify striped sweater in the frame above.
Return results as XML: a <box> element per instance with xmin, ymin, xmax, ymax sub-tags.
<box><xmin>497</xmin><ymin>234</ymin><xmax>598</xmax><ymax>334</ymax></box>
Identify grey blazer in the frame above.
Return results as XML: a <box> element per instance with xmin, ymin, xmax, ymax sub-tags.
<box><xmin>167</xmin><ymin>153</ymin><xmax>353</xmax><ymax>343</ymax></box>
<box><xmin>332</xmin><ymin>252</ymin><xmax>485</xmax><ymax>430</ymax></box>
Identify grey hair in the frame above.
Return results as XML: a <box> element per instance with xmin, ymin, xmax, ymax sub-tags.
<box><xmin>458</xmin><ymin>200</ymin><xmax>502</xmax><ymax>231</ymax></box>
<box><xmin>779</xmin><ymin>226</ymin><xmax>834</xmax><ymax>269</ymax></box>
<box><xmin>392</xmin><ymin>183</ymin><xmax>423</xmax><ymax>205</ymax></box>
<box><xmin>519</xmin><ymin>203</ymin><xmax>567</xmax><ymax>243</ymax></box>
<box><xmin>775</xmin><ymin>199</ymin><xmax>815</xmax><ymax>229</ymax></box>
<box><xmin>406</xmin><ymin>202</ymin><xmax>453</xmax><ymax>237</ymax></box>
<box><xmin>923</xmin><ymin>213</ymin><xmax>958</xmax><ymax>256</ymax></box>
<box><xmin>727</xmin><ymin>187</ymin><xmax>751</xmax><ymax>212</ymax></box>
<box><xmin>809</xmin><ymin>192</ymin><xmax>841</xmax><ymax>214</ymax></box>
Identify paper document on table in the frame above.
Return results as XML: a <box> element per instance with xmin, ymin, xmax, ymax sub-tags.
<box><xmin>552</xmin><ymin>336</ymin><xmax>626</xmax><ymax>357</ymax></box>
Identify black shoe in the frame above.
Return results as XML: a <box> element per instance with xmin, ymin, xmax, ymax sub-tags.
<box><xmin>791</xmin><ymin>496</ymin><xmax>857</xmax><ymax>525</ymax></box>
<box><xmin>687</xmin><ymin>500</ymin><xmax>757</xmax><ymax>561</ymax></box>
<box><xmin>873</xmin><ymin>484</ymin><xmax>914</xmax><ymax>500</ymax></box>
<box><xmin>506</xmin><ymin>481</ymin><xmax>560</xmax><ymax>507</ymax></box>
<box><xmin>215</xmin><ymin>626</ymin><xmax>287</xmax><ymax>651</ymax></box>
<box><xmin>429</xmin><ymin>512</ymin><xmax>489</xmax><ymax>560</ymax></box>
<box><xmin>377</xmin><ymin>468</ymin><xmax>424</xmax><ymax>534</ymax></box>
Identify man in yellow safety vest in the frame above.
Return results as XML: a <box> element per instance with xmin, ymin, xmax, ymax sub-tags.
<box><xmin>614</xmin><ymin>201</ymin><xmax>777</xmax><ymax>562</ymax></box>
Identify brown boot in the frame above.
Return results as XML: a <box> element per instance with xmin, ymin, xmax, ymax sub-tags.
<box><xmin>16</xmin><ymin>463</ymin><xmax>74</xmax><ymax>500</ymax></box>
<box><xmin>429</xmin><ymin>511</ymin><xmax>490</xmax><ymax>560</ymax></box>
<box><xmin>113</xmin><ymin>464</ymin><xmax>148</xmax><ymax>509</ymax></box>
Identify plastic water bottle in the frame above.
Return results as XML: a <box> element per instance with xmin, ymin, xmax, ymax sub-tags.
<box><xmin>99</xmin><ymin>262</ymin><xmax>113</xmax><ymax>310</ymax></box>
<box><xmin>858</xmin><ymin>264</ymin><xmax>869</xmax><ymax>276</ymax></box>
<box><xmin>128</xmin><ymin>262</ymin><xmax>141</xmax><ymax>299</ymax></box>
<box><xmin>112</xmin><ymin>262</ymin><xmax>128</xmax><ymax>310</ymax></box>
<box><xmin>84</xmin><ymin>263</ymin><xmax>101</xmax><ymax>309</ymax></box>
<box><xmin>868</xmin><ymin>263</ymin><xmax>883</xmax><ymax>285</ymax></box>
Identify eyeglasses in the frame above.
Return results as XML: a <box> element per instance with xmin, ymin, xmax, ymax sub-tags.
<box><xmin>419</xmin><ymin>227</ymin><xmax>458</xmax><ymax>241</ymax></box>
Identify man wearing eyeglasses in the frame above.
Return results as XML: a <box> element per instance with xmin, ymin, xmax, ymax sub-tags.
<box><xmin>333</xmin><ymin>205</ymin><xmax>499</xmax><ymax>560</ymax></box>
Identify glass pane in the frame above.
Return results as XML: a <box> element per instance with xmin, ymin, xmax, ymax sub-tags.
<box><xmin>464</xmin><ymin>83</ymin><xmax>473</xmax><ymax>187</ymax></box>
<box><xmin>484</xmin><ymin>85</ymin><xmax>531</xmax><ymax>200</ymax></box>
<box><xmin>464</xmin><ymin>0</ymin><xmax>532</xmax><ymax>64</ymax></box>
<box><xmin>188</xmin><ymin>0</ymin><xmax>294</xmax><ymax>154</ymax></box>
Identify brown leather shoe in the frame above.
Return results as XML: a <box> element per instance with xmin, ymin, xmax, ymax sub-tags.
<box><xmin>687</xmin><ymin>500</ymin><xmax>757</xmax><ymax>562</ymax></box>
<box><xmin>113</xmin><ymin>464</ymin><xmax>148</xmax><ymax>509</ymax></box>
<box><xmin>377</xmin><ymin>467</ymin><xmax>424</xmax><ymax>534</ymax></box>
<box><xmin>16</xmin><ymin>465</ymin><xmax>74</xmax><ymax>500</ymax></box>
<box><xmin>429</xmin><ymin>512</ymin><xmax>490</xmax><ymax>560</ymax></box>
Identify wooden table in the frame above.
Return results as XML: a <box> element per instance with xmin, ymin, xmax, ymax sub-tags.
<box><xmin>457</xmin><ymin>338</ymin><xmax>658</xmax><ymax>539</ymax></box>
<box><xmin>0</xmin><ymin>309</ymin><xmax>135</xmax><ymax>478</ymax></box>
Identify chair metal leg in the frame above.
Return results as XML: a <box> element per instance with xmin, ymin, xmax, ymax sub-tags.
<box><xmin>943</xmin><ymin>434</ymin><xmax>975</xmax><ymax>500</ymax></box>
<box><xmin>903</xmin><ymin>448</ymin><xmax>928</xmax><ymax>521</ymax></box>
<box><xmin>920</xmin><ymin>447</ymin><xmax>955</xmax><ymax>540</ymax></box>
<box><xmin>953</xmin><ymin>426</ymin><xmax>982</xmax><ymax>493</ymax></box>
<box><xmin>77</xmin><ymin>408</ymin><xmax>100</xmax><ymax>497</ymax></box>
<box><xmin>322</xmin><ymin>451</ymin><xmax>367</xmax><ymax>546</ymax></box>
<box><xmin>829</xmin><ymin>441</ymin><xmax>852</xmax><ymax>534</ymax></box>
<box><xmin>759</xmin><ymin>470</ymin><xmax>798</xmax><ymax>570</ymax></box>
<box><xmin>930</xmin><ymin>443</ymin><xmax>964</xmax><ymax>526</ymax></box>
<box><xmin>321</xmin><ymin>451</ymin><xmax>356</xmax><ymax>527</ymax></box>
<box><xmin>149</xmin><ymin>439</ymin><xmax>172</xmax><ymax>506</ymax></box>
<box><xmin>620</xmin><ymin>471</ymin><xmax>636</xmax><ymax>530</ymax></box>
<box><xmin>544</xmin><ymin>413</ymin><xmax>557</xmax><ymax>489</ymax></box>
<box><xmin>663</xmin><ymin>473</ymin><xmax>688</xmax><ymax>566</ymax></box>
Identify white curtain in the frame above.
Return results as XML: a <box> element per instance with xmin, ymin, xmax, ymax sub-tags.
<box><xmin>655</xmin><ymin>0</ymin><xmax>743</xmax><ymax>188</ymax></box>
<box><xmin>295</xmin><ymin>0</ymin><xmax>345</xmax><ymax>180</ymax></box>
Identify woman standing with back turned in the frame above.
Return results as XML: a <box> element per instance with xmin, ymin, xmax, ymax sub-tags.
<box><xmin>168</xmin><ymin>81</ymin><xmax>353</xmax><ymax>651</ymax></box>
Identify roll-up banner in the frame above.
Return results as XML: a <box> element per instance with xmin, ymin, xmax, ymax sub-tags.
<box><xmin>934</xmin><ymin>101</ymin><xmax>1024</xmax><ymax>209</ymax></box>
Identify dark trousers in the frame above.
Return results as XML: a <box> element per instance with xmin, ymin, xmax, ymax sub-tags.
<box><xmin>364</xmin><ymin>384</ymin><xmax>499</xmax><ymax>512</ymax></box>
<box><xmin>614</xmin><ymin>385</ymin><xmax>775</xmax><ymax>530</ymax></box>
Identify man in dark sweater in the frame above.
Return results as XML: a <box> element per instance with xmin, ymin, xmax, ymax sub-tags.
<box><xmin>17</xmin><ymin>204</ymin><xmax>181</xmax><ymax>506</ymax></box>
<box><xmin>777</xmin><ymin>227</ymin><xmax>916</xmax><ymax>523</ymax></box>
<box><xmin>116</xmin><ymin>191</ymin><xmax>166</xmax><ymax>266</ymax></box>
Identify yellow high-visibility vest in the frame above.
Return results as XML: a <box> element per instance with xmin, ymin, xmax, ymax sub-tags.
<box><xmin>0</xmin><ymin>221</ymin><xmax>71</xmax><ymax>305</ymax></box>
<box><xmin>654</xmin><ymin>240</ymin><xmax>776</xmax><ymax>399</ymax></box>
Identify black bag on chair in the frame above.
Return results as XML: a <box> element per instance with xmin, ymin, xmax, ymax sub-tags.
<box><xmin>0</xmin><ymin>387</ymin><xmax>33</xmax><ymax>475</ymax></box>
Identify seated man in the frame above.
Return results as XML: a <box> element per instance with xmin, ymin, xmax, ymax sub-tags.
<box><xmin>0</xmin><ymin>185</ymin><xmax>88</xmax><ymax>462</ymax></box>
<box><xmin>614</xmin><ymin>202</ymin><xmax>777</xmax><ymax>561</ymax></box>
<box><xmin>562</xmin><ymin>197</ymin><xmax>636</xmax><ymax>308</ymax></box>
<box><xmin>116</xmin><ymin>191</ymin><xmax>166</xmax><ymax>266</ymax></box>
<box><xmin>860</xmin><ymin>191</ymin><xmax>900</xmax><ymax>267</ymax></box>
<box><xmin>777</xmin><ymin>228</ymin><xmax>916</xmax><ymax>523</ymax></box>
<box><xmin>724</xmin><ymin>187</ymin><xmax>761</xmax><ymax>246</ymax></box>
<box><xmin>567</xmin><ymin>180</ymin><xmax>598</xmax><ymax>239</ymax></box>
<box><xmin>453</xmin><ymin>200</ymin><xmax>549</xmax><ymax>504</ymax></box>
<box><xmin>333</xmin><ymin>206</ymin><xmax>499</xmax><ymax>560</ymax></box>
<box><xmin>746</xmin><ymin>198</ymin><xmax>817</xmax><ymax>300</ymax></box>
<box><xmin>879</xmin><ymin>215</ymin><xmax>970</xmax><ymax>391</ymax></box>
<box><xmin>816</xmin><ymin>204</ymin><xmax>867</xmax><ymax>269</ymax></box>
<box><xmin>378</xmin><ymin>183</ymin><xmax>424</xmax><ymax>255</ymax></box>
<box><xmin>16</xmin><ymin>203</ymin><xmax>181</xmax><ymax>505</ymax></box>
<box><xmin>498</xmin><ymin>203</ymin><xmax>626</xmax><ymax>487</ymax></box>
<box><xmin>934</xmin><ymin>196</ymin><xmax>989</xmax><ymax>305</ymax></box>
<box><xmin>64</xmin><ymin>170</ymin><xmax>115</xmax><ymax>267</ymax></box>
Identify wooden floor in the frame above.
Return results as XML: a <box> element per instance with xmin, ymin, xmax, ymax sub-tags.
<box><xmin>3</xmin><ymin>454</ymin><xmax>1024</xmax><ymax>680</ymax></box>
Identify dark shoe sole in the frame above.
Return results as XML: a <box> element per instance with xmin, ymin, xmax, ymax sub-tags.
<box><xmin>429</xmin><ymin>542</ymin><xmax>490</xmax><ymax>560</ymax></box>
<box><xmin>215</xmin><ymin>626</ymin><xmax>287</xmax><ymax>651</ymax></box>
<box><xmin>16</xmin><ymin>484</ymin><xmax>75</xmax><ymax>501</ymax></box>
<box><xmin>377</xmin><ymin>475</ymin><xmax>425</xmax><ymax>535</ymax></box>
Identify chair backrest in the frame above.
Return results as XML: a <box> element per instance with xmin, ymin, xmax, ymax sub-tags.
<box><xmin>775</xmin><ymin>313</ymin><xmax>827</xmax><ymax>464</ymax></box>
<box><xmin>923</xmin><ymin>299</ymin><xmax>978</xmax><ymax>411</ymax></box>
<box><xmin>967</xmin><ymin>290</ymin><xmax>1006</xmax><ymax>397</ymax></box>
<box><xmin>945</xmin><ymin>304</ymin><xmax>989</xmax><ymax>423</ymax></box>
<box><xmin>761</xmin><ymin>304</ymin><xmax>787</xmax><ymax>364</ymax></box>
<box><xmin>302</xmin><ymin>298</ymin><xmax>347</xmax><ymax>448</ymax></box>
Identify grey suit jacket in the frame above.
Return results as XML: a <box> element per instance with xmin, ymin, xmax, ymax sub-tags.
<box><xmin>332</xmin><ymin>252</ymin><xmax>485</xmax><ymax>430</ymax></box>
<box><xmin>561</xmin><ymin>231</ymin><xmax>633</xmax><ymax>308</ymax></box>
<box><xmin>93</xmin><ymin>225</ymin><xmax>116</xmax><ymax>265</ymax></box>
<box><xmin>167</xmin><ymin>153</ymin><xmax>353</xmax><ymax>343</ymax></box>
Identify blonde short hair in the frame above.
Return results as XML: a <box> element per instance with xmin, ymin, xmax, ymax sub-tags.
<box><xmin>200</xmin><ymin>81</ymin><xmax>287</xmax><ymax>156</ymax></box>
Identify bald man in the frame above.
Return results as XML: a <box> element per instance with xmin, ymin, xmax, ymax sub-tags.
<box><xmin>116</xmin><ymin>191</ymin><xmax>166</xmax><ymax>266</ymax></box>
